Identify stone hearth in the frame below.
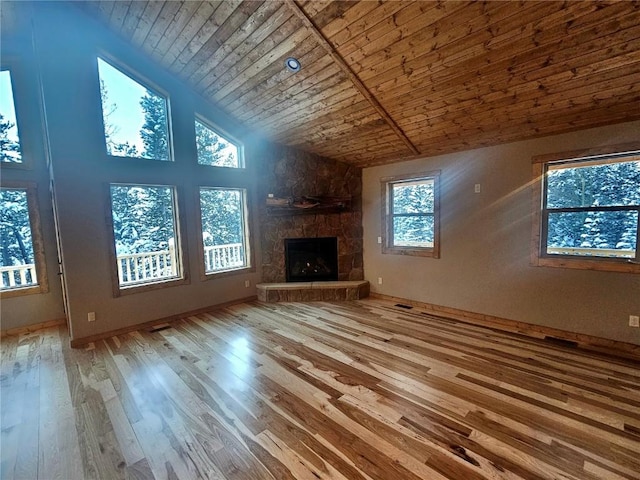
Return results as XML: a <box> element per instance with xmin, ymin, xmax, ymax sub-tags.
<box><xmin>257</xmin><ymin>281</ymin><xmax>369</xmax><ymax>302</ymax></box>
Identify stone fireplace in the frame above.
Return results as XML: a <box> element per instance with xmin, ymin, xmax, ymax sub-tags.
<box><xmin>258</xmin><ymin>144</ymin><xmax>363</xmax><ymax>283</ymax></box>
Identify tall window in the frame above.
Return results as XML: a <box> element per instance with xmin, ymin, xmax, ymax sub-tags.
<box><xmin>382</xmin><ymin>171</ymin><xmax>440</xmax><ymax>257</ymax></box>
<box><xmin>0</xmin><ymin>186</ymin><xmax>47</xmax><ymax>294</ymax></box>
<box><xmin>532</xmin><ymin>146</ymin><xmax>640</xmax><ymax>273</ymax></box>
<box><xmin>109</xmin><ymin>184</ymin><xmax>182</xmax><ymax>288</ymax></box>
<box><xmin>199</xmin><ymin>187</ymin><xmax>249</xmax><ymax>274</ymax></box>
<box><xmin>195</xmin><ymin>118</ymin><xmax>242</xmax><ymax>168</ymax></box>
<box><xmin>0</xmin><ymin>70</ymin><xmax>22</xmax><ymax>163</ymax></box>
<box><xmin>98</xmin><ymin>58</ymin><xmax>171</xmax><ymax>161</ymax></box>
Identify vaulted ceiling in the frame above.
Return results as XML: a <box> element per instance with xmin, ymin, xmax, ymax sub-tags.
<box><xmin>32</xmin><ymin>2</ymin><xmax>640</xmax><ymax>165</ymax></box>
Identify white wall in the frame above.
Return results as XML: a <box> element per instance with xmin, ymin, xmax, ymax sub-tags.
<box><xmin>363</xmin><ymin>121</ymin><xmax>640</xmax><ymax>345</ymax></box>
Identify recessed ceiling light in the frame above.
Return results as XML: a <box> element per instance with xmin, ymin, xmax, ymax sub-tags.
<box><xmin>285</xmin><ymin>57</ymin><xmax>301</xmax><ymax>73</ymax></box>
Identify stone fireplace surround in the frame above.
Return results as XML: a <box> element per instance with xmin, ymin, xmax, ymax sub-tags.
<box><xmin>258</xmin><ymin>145</ymin><xmax>364</xmax><ymax>284</ymax></box>
<box><xmin>256</xmin><ymin>144</ymin><xmax>368</xmax><ymax>301</ymax></box>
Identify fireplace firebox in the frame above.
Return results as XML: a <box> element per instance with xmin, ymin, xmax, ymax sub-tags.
<box><xmin>284</xmin><ymin>237</ymin><xmax>338</xmax><ymax>282</ymax></box>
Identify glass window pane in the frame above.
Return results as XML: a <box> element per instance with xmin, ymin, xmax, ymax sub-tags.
<box><xmin>110</xmin><ymin>185</ymin><xmax>180</xmax><ymax>286</ymax></box>
<box><xmin>199</xmin><ymin>188</ymin><xmax>248</xmax><ymax>273</ymax></box>
<box><xmin>393</xmin><ymin>215</ymin><xmax>434</xmax><ymax>247</ymax></box>
<box><xmin>392</xmin><ymin>179</ymin><xmax>434</xmax><ymax>214</ymax></box>
<box><xmin>0</xmin><ymin>70</ymin><xmax>22</xmax><ymax>163</ymax></box>
<box><xmin>98</xmin><ymin>58</ymin><xmax>170</xmax><ymax>161</ymax></box>
<box><xmin>547</xmin><ymin>210</ymin><xmax>638</xmax><ymax>258</ymax></box>
<box><xmin>0</xmin><ymin>189</ymin><xmax>37</xmax><ymax>289</ymax></box>
<box><xmin>195</xmin><ymin>120</ymin><xmax>241</xmax><ymax>168</ymax></box>
<box><xmin>547</xmin><ymin>160</ymin><xmax>640</xmax><ymax>208</ymax></box>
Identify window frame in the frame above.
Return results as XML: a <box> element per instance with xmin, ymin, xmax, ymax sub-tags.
<box><xmin>196</xmin><ymin>186</ymin><xmax>254</xmax><ymax>280</ymax></box>
<box><xmin>194</xmin><ymin>115</ymin><xmax>245</xmax><ymax>169</ymax></box>
<box><xmin>105</xmin><ymin>182</ymin><xmax>189</xmax><ymax>296</ymax></box>
<box><xmin>381</xmin><ymin>170</ymin><xmax>441</xmax><ymax>258</ymax></box>
<box><xmin>0</xmin><ymin>181</ymin><xmax>49</xmax><ymax>297</ymax></box>
<box><xmin>96</xmin><ymin>55</ymin><xmax>174</xmax><ymax>163</ymax></box>
<box><xmin>531</xmin><ymin>143</ymin><xmax>640</xmax><ymax>274</ymax></box>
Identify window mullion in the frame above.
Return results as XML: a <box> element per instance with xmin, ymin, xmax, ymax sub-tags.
<box><xmin>393</xmin><ymin>212</ymin><xmax>434</xmax><ymax>218</ymax></box>
<box><xmin>547</xmin><ymin>205</ymin><xmax>639</xmax><ymax>214</ymax></box>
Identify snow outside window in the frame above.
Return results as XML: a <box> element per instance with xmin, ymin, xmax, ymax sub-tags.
<box><xmin>109</xmin><ymin>184</ymin><xmax>182</xmax><ymax>288</ymax></box>
<box><xmin>199</xmin><ymin>187</ymin><xmax>249</xmax><ymax>274</ymax></box>
<box><xmin>532</xmin><ymin>146</ymin><xmax>640</xmax><ymax>273</ymax></box>
<box><xmin>0</xmin><ymin>185</ymin><xmax>47</xmax><ymax>295</ymax></box>
<box><xmin>542</xmin><ymin>156</ymin><xmax>640</xmax><ymax>260</ymax></box>
<box><xmin>98</xmin><ymin>57</ymin><xmax>171</xmax><ymax>161</ymax></box>
<box><xmin>381</xmin><ymin>171</ymin><xmax>440</xmax><ymax>258</ymax></box>
<box><xmin>0</xmin><ymin>69</ymin><xmax>22</xmax><ymax>163</ymax></box>
<box><xmin>195</xmin><ymin>119</ymin><xmax>243</xmax><ymax>168</ymax></box>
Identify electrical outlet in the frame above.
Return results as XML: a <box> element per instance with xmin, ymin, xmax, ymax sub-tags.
<box><xmin>244</xmin><ymin>280</ymin><xmax>250</xmax><ymax>288</ymax></box>
<box><xmin>88</xmin><ymin>312</ymin><xmax>96</xmax><ymax>322</ymax></box>
<box><xmin>474</xmin><ymin>183</ymin><xmax>481</xmax><ymax>193</ymax></box>
<box><xmin>630</xmin><ymin>315</ymin><xmax>640</xmax><ymax>328</ymax></box>
<box><xmin>377</xmin><ymin>236</ymin><xmax>382</xmax><ymax>244</ymax></box>
<box><xmin>377</xmin><ymin>277</ymin><xmax>383</xmax><ymax>285</ymax></box>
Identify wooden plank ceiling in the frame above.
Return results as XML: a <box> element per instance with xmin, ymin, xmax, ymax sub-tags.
<box><xmin>77</xmin><ymin>1</ymin><xmax>640</xmax><ymax>167</ymax></box>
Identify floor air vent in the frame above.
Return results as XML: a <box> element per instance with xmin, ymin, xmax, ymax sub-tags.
<box><xmin>148</xmin><ymin>324</ymin><xmax>173</xmax><ymax>333</ymax></box>
<box><xmin>395</xmin><ymin>304</ymin><xmax>413</xmax><ymax>309</ymax></box>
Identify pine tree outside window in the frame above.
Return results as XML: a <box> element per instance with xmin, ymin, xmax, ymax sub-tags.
<box><xmin>195</xmin><ymin>118</ymin><xmax>242</xmax><ymax>168</ymax></box>
<box><xmin>198</xmin><ymin>187</ymin><xmax>250</xmax><ymax>275</ymax></box>
<box><xmin>532</xmin><ymin>145</ymin><xmax>640</xmax><ymax>273</ymax></box>
<box><xmin>98</xmin><ymin>57</ymin><xmax>171</xmax><ymax>161</ymax></box>
<box><xmin>0</xmin><ymin>69</ymin><xmax>22</xmax><ymax>163</ymax></box>
<box><xmin>109</xmin><ymin>184</ymin><xmax>184</xmax><ymax>290</ymax></box>
<box><xmin>0</xmin><ymin>184</ymin><xmax>48</xmax><ymax>295</ymax></box>
<box><xmin>381</xmin><ymin>171</ymin><xmax>441</xmax><ymax>258</ymax></box>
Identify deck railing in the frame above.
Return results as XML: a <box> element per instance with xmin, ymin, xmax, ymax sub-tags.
<box><xmin>204</xmin><ymin>243</ymin><xmax>244</xmax><ymax>272</ymax></box>
<box><xmin>117</xmin><ymin>243</ymin><xmax>245</xmax><ymax>286</ymax></box>
<box><xmin>0</xmin><ymin>264</ymin><xmax>37</xmax><ymax>289</ymax></box>
<box><xmin>117</xmin><ymin>249</ymin><xmax>177</xmax><ymax>286</ymax></box>
<box><xmin>548</xmin><ymin>246</ymin><xmax>635</xmax><ymax>258</ymax></box>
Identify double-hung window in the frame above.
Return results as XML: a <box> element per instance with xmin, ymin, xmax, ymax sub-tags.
<box><xmin>532</xmin><ymin>144</ymin><xmax>640</xmax><ymax>273</ymax></box>
<box><xmin>382</xmin><ymin>171</ymin><xmax>440</xmax><ymax>257</ymax></box>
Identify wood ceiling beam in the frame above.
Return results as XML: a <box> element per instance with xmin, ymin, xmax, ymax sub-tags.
<box><xmin>284</xmin><ymin>0</ymin><xmax>420</xmax><ymax>156</ymax></box>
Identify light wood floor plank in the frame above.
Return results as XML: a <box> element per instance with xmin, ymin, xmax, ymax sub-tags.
<box><xmin>2</xmin><ymin>299</ymin><xmax>639</xmax><ymax>479</ymax></box>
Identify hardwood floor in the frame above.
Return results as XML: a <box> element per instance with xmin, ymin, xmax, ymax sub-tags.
<box><xmin>2</xmin><ymin>299</ymin><xmax>639</xmax><ymax>480</ymax></box>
